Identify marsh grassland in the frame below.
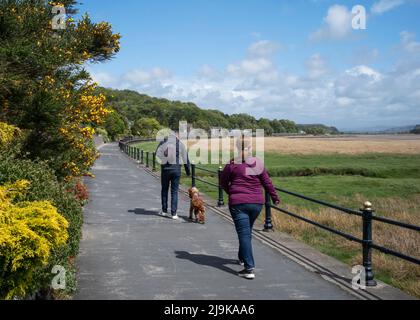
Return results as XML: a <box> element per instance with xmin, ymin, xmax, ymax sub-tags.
<box><xmin>135</xmin><ymin>135</ymin><xmax>420</xmax><ymax>297</ymax></box>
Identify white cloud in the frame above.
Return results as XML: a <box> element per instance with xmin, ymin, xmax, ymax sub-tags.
<box><xmin>91</xmin><ymin>34</ymin><xmax>420</xmax><ymax>128</ymax></box>
<box><xmin>400</xmin><ymin>31</ymin><xmax>420</xmax><ymax>53</ymax></box>
<box><xmin>91</xmin><ymin>72</ymin><xmax>115</xmax><ymax>87</ymax></box>
<box><xmin>122</xmin><ymin>67</ymin><xmax>171</xmax><ymax>85</ymax></box>
<box><xmin>248</xmin><ymin>40</ymin><xmax>280</xmax><ymax>57</ymax></box>
<box><xmin>226</xmin><ymin>41</ymin><xmax>279</xmax><ymax>83</ymax></box>
<box><xmin>346</xmin><ymin>65</ymin><xmax>384</xmax><ymax>82</ymax></box>
<box><xmin>371</xmin><ymin>0</ymin><xmax>405</xmax><ymax>14</ymax></box>
<box><xmin>310</xmin><ymin>5</ymin><xmax>353</xmax><ymax>41</ymax></box>
<box><xmin>305</xmin><ymin>54</ymin><xmax>329</xmax><ymax>79</ymax></box>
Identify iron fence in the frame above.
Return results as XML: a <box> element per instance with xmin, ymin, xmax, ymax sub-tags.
<box><xmin>119</xmin><ymin>139</ymin><xmax>420</xmax><ymax>286</ymax></box>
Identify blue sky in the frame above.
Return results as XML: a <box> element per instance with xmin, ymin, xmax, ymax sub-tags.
<box><xmin>78</xmin><ymin>0</ymin><xmax>420</xmax><ymax>129</ymax></box>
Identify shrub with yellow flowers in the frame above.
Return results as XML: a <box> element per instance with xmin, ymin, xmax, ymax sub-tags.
<box><xmin>0</xmin><ymin>122</ymin><xmax>20</xmax><ymax>148</ymax></box>
<box><xmin>0</xmin><ymin>0</ymin><xmax>121</xmax><ymax>180</ymax></box>
<box><xmin>0</xmin><ymin>180</ymin><xmax>69</xmax><ymax>299</ymax></box>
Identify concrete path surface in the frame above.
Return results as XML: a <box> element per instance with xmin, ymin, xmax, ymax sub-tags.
<box><xmin>75</xmin><ymin>143</ymin><xmax>355</xmax><ymax>300</ymax></box>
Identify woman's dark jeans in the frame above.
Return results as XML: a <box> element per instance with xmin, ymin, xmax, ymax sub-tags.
<box><xmin>229</xmin><ymin>203</ymin><xmax>263</xmax><ymax>270</ymax></box>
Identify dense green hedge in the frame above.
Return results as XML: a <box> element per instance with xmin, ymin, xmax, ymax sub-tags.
<box><xmin>0</xmin><ymin>153</ymin><xmax>83</xmax><ymax>298</ymax></box>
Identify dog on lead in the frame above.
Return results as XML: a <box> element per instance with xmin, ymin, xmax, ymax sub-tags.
<box><xmin>188</xmin><ymin>187</ymin><xmax>206</xmax><ymax>224</ymax></box>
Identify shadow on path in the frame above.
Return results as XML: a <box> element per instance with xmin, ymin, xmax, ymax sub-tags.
<box><xmin>175</xmin><ymin>251</ymin><xmax>239</xmax><ymax>276</ymax></box>
<box><xmin>129</xmin><ymin>208</ymin><xmax>161</xmax><ymax>217</ymax></box>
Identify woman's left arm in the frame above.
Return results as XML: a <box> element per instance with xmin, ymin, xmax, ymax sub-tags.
<box><xmin>259</xmin><ymin>168</ymin><xmax>280</xmax><ymax>204</ymax></box>
<box><xmin>220</xmin><ymin>164</ymin><xmax>231</xmax><ymax>194</ymax></box>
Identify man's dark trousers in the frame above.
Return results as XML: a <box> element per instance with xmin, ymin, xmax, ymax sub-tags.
<box><xmin>161</xmin><ymin>167</ymin><xmax>181</xmax><ymax>215</ymax></box>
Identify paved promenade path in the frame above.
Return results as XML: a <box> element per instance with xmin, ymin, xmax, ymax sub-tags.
<box><xmin>75</xmin><ymin>143</ymin><xmax>355</xmax><ymax>300</ymax></box>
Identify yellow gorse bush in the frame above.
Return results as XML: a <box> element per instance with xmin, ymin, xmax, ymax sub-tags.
<box><xmin>0</xmin><ymin>180</ymin><xmax>69</xmax><ymax>299</ymax></box>
<box><xmin>0</xmin><ymin>122</ymin><xmax>20</xmax><ymax>148</ymax></box>
<box><xmin>56</xmin><ymin>82</ymin><xmax>110</xmax><ymax>180</ymax></box>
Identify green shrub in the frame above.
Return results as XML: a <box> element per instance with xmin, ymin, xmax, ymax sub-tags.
<box><xmin>95</xmin><ymin>128</ymin><xmax>110</xmax><ymax>143</ymax></box>
<box><xmin>0</xmin><ymin>180</ymin><xmax>69</xmax><ymax>299</ymax></box>
<box><xmin>0</xmin><ymin>154</ymin><xmax>83</xmax><ymax>298</ymax></box>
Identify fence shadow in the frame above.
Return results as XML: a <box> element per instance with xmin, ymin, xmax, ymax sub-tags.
<box><xmin>174</xmin><ymin>251</ymin><xmax>239</xmax><ymax>276</ymax></box>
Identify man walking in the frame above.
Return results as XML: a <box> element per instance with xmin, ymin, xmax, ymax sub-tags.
<box><xmin>156</xmin><ymin>133</ymin><xmax>190</xmax><ymax>219</ymax></box>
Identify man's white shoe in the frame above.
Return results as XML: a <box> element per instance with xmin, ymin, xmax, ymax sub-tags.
<box><xmin>172</xmin><ymin>214</ymin><xmax>179</xmax><ymax>220</ymax></box>
<box><xmin>159</xmin><ymin>210</ymin><xmax>167</xmax><ymax>217</ymax></box>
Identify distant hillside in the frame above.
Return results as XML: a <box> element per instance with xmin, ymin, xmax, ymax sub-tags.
<box><xmin>384</xmin><ymin>125</ymin><xmax>417</xmax><ymax>134</ymax></box>
<box><xmin>342</xmin><ymin>125</ymin><xmax>416</xmax><ymax>134</ymax></box>
<box><xmin>98</xmin><ymin>88</ymin><xmax>302</xmax><ymax>135</ymax></box>
<box><xmin>297</xmin><ymin>124</ymin><xmax>340</xmax><ymax>135</ymax></box>
<box><xmin>411</xmin><ymin>125</ymin><xmax>420</xmax><ymax>134</ymax></box>
<box><xmin>99</xmin><ymin>87</ymin><xmax>338</xmax><ymax>136</ymax></box>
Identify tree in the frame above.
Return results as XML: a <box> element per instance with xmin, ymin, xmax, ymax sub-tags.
<box><xmin>270</xmin><ymin>119</ymin><xmax>286</xmax><ymax>133</ymax></box>
<box><xmin>411</xmin><ymin>125</ymin><xmax>420</xmax><ymax>134</ymax></box>
<box><xmin>132</xmin><ymin>117</ymin><xmax>161</xmax><ymax>137</ymax></box>
<box><xmin>257</xmin><ymin>118</ymin><xmax>274</xmax><ymax>136</ymax></box>
<box><xmin>0</xmin><ymin>0</ymin><xmax>121</xmax><ymax>179</ymax></box>
<box><xmin>104</xmin><ymin>110</ymin><xmax>127</xmax><ymax>141</ymax></box>
<box><xmin>279</xmin><ymin>120</ymin><xmax>299</xmax><ymax>133</ymax></box>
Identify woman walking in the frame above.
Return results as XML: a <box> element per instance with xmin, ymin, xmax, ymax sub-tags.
<box><xmin>220</xmin><ymin>138</ymin><xmax>280</xmax><ymax>279</ymax></box>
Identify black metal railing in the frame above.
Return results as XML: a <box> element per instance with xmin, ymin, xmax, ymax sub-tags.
<box><xmin>191</xmin><ymin>164</ymin><xmax>224</xmax><ymax>207</ymax></box>
<box><xmin>119</xmin><ymin>138</ymin><xmax>157</xmax><ymax>172</ymax></box>
<box><xmin>118</xmin><ymin>139</ymin><xmax>420</xmax><ymax>286</ymax></box>
<box><xmin>187</xmin><ymin>163</ymin><xmax>420</xmax><ymax>287</ymax></box>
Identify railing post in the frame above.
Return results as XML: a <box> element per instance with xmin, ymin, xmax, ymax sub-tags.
<box><xmin>141</xmin><ymin>150</ymin><xmax>144</xmax><ymax>165</ymax></box>
<box><xmin>146</xmin><ymin>152</ymin><xmax>149</xmax><ymax>168</ymax></box>
<box><xmin>152</xmin><ymin>152</ymin><xmax>156</xmax><ymax>171</ymax></box>
<box><xmin>217</xmin><ymin>166</ymin><xmax>224</xmax><ymax>207</ymax></box>
<box><xmin>136</xmin><ymin>148</ymin><xmax>140</xmax><ymax>161</ymax></box>
<box><xmin>264</xmin><ymin>191</ymin><xmax>274</xmax><ymax>232</ymax></box>
<box><xmin>191</xmin><ymin>163</ymin><xmax>196</xmax><ymax>187</ymax></box>
<box><xmin>361</xmin><ymin>201</ymin><xmax>377</xmax><ymax>287</ymax></box>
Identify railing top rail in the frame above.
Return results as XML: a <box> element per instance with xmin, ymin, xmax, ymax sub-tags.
<box><xmin>119</xmin><ymin>138</ymin><xmax>155</xmax><ymax>145</ymax></box>
<box><xmin>195</xmin><ymin>166</ymin><xmax>218</xmax><ymax>174</ymax></box>
<box><xmin>371</xmin><ymin>215</ymin><xmax>420</xmax><ymax>232</ymax></box>
<box><xmin>189</xmin><ymin>164</ymin><xmax>420</xmax><ymax>232</ymax></box>
<box><xmin>270</xmin><ymin>204</ymin><xmax>363</xmax><ymax>244</ymax></box>
<box><xmin>195</xmin><ymin>177</ymin><xmax>219</xmax><ymax>188</ymax></box>
<box><xmin>274</xmin><ymin>187</ymin><xmax>362</xmax><ymax>217</ymax></box>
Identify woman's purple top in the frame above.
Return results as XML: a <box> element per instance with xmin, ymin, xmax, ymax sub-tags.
<box><xmin>220</xmin><ymin>157</ymin><xmax>280</xmax><ymax>206</ymax></box>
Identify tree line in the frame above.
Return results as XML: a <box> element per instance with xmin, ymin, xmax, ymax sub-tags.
<box><xmin>99</xmin><ymin>88</ymin><xmax>340</xmax><ymax>140</ymax></box>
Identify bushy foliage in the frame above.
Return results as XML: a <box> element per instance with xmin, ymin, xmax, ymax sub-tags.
<box><xmin>132</xmin><ymin>117</ymin><xmax>161</xmax><ymax>137</ymax></box>
<box><xmin>0</xmin><ymin>0</ymin><xmax>120</xmax><ymax>180</ymax></box>
<box><xmin>0</xmin><ymin>122</ymin><xmax>20</xmax><ymax>147</ymax></box>
<box><xmin>103</xmin><ymin>109</ymin><xmax>127</xmax><ymax>141</ymax></box>
<box><xmin>0</xmin><ymin>154</ymin><xmax>83</xmax><ymax>299</ymax></box>
<box><xmin>0</xmin><ymin>0</ymin><xmax>118</xmax><ymax>300</ymax></box>
<box><xmin>95</xmin><ymin>127</ymin><xmax>110</xmax><ymax>143</ymax></box>
<box><xmin>297</xmin><ymin>124</ymin><xmax>340</xmax><ymax>135</ymax></box>
<box><xmin>0</xmin><ymin>154</ymin><xmax>82</xmax><ymax>257</ymax></box>
<box><xmin>0</xmin><ymin>180</ymin><xmax>69</xmax><ymax>299</ymax></box>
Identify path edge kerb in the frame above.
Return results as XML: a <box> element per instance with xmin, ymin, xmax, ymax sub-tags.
<box><xmin>116</xmin><ymin>144</ymin><xmax>415</xmax><ymax>301</ymax></box>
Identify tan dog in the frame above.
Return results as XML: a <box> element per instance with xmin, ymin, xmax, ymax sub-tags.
<box><xmin>188</xmin><ymin>187</ymin><xmax>206</xmax><ymax>224</ymax></box>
